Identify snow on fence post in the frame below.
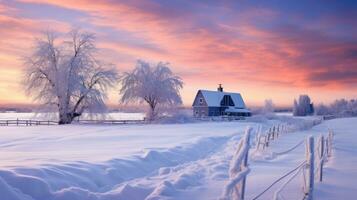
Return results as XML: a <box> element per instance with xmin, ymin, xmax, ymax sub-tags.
<box><xmin>240</xmin><ymin>127</ymin><xmax>251</xmax><ymax>200</ymax></box>
<box><xmin>256</xmin><ymin>133</ymin><xmax>262</xmax><ymax>151</ymax></box>
<box><xmin>318</xmin><ymin>135</ymin><xmax>324</xmax><ymax>182</ymax></box>
<box><xmin>272</xmin><ymin>126</ymin><xmax>275</xmax><ymax>140</ymax></box>
<box><xmin>327</xmin><ymin>131</ymin><xmax>333</xmax><ymax>157</ymax></box>
<box><xmin>305</xmin><ymin>136</ymin><xmax>314</xmax><ymax>200</ymax></box>
<box><xmin>219</xmin><ymin>127</ymin><xmax>252</xmax><ymax>200</ymax></box>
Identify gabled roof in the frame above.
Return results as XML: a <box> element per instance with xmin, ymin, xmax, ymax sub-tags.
<box><xmin>198</xmin><ymin>90</ymin><xmax>246</xmax><ymax>108</ymax></box>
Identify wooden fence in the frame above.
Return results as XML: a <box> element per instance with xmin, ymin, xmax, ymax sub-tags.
<box><xmin>0</xmin><ymin>119</ymin><xmax>58</xmax><ymax>126</ymax></box>
<box><xmin>0</xmin><ymin>119</ymin><xmax>145</xmax><ymax>126</ymax></box>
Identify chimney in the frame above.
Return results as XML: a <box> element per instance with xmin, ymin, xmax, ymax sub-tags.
<box><xmin>217</xmin><ymin>84</ymin><xmax>223</xmax><ymax>92</ymax></box>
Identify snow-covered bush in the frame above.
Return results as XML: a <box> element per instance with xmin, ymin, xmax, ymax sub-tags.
<box><xmin>119</xmin><ymin>60</ymin><xmax>183</xmax><ymax>121</ymax></box>
<box><xmin>23</xmin><ymin>29</ymin><xmax>118</xmax><ymax>124</ymax></box>
<box><xmin>293</xmin><ymin>95</ymin><xmax>314</xmax><ymax>116</ymax></box>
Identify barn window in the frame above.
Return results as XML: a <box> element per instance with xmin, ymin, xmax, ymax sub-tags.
<box><xmin>220</xmin><ymin>95</ymin><xmax>235</xmax><ymax>106</ymax></box>
<box><xmin>195</xmin><ymin>111</ymin><xmax>198</xmax><ymax>116</ymax></box>
<box><xmin>199</xmin><ymin>98</ymin><xmax>203</xmax><ymax>104</ymax></box>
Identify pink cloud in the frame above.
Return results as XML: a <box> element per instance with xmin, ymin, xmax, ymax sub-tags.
<box><xmin>0</xmin><ymin>0</ymin><xmax>356</xmax><ymax>106</ymax></box>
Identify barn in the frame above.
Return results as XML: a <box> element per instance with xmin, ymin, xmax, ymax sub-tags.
<box><xmin>192</xmin><ymin>85</ymin><xmax>251</xmax><ymax>118</ymax></box>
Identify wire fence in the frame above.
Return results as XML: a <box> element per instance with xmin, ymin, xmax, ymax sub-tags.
<box><xmin>219</xmin><ymin>124</ymin><xmax>334</xmax><ymax>200</ymax></box>
<box><xmin>219</xmin><ymin>127</ymin><xmax>252</xmax><ymax>200</ymax></box>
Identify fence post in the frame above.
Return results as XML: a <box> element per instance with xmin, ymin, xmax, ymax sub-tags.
<box><xmin>319</xmin><ymin>135</ymin><xmax>324</xmax><ymax>182</ymax></box>
<box><xmin>327</xmin><ymin>131</ymin><xmax>333</xmax><ymax>157</ymax></box>
<box><xmin>305</xmin><ymin>136</ymin><xmax>314</xmax><ymax>200</ymax></box>
<box><xmin>256</xmin><ymin>133</ymin><xmax>261</xmax><ymax>151</ymax></box>
<box><xmin>272</xmin><ymin>126</ymin><xmax>275</xmax><ymax>140</ymax></box>
<box><xmin>16</xmin><ymin>118</ymin><xmax>19</xmax><ymax>126</ymax></box>
<box><xmin>240</xmin><ymin>128</ymin><xmax>251</xmax><ymax>200</ymax></box>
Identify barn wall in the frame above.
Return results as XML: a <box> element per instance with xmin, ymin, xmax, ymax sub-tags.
<box><xmin>208</xmin><ymin>107</ymin><xmax>222</xmax><ymax>116</ymax></box>
<box><xmin>193</xmin><ymin>106</ymin><xmax>209</xmax><ymax>117</ymax></box>
<box><xmin>192</xmin><ymin>91</ymin><xmax>207</xmax><ymax>107</ymax></box>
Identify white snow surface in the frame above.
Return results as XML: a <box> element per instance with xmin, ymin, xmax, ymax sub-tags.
<box><xmin>0</xmin><ymin>116</ymin><xmax>355</xmax><ymax>200</ymax></box>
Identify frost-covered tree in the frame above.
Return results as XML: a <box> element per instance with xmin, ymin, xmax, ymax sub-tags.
<box><xmin>262</xmin><ymin>99</ymin><xmax>275</xmax><ymax>113</ymax></box>
<box><xmin>293</xmin><ymin>95</ymin><xmax>314</xmax><ymax>116</ymax></box>
<box><xmin>23</xmin><ymin>29</ymin><xmax>118</xmax><ymax>124</ymax></box>
<box><xmin>119</xmin><ymin>60</ymin><xmax>183</xmax><ymax>120</ymax></box>
<box><xmin>330</xmin><ymin>99</ymin><xmax>348</xmax><ymax>114</ymax></box>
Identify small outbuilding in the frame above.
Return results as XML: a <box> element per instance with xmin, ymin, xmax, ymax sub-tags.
<box><xmin>192</xmin><ymin>84</ymin><xmax>251</xmax><ymax>118</ymax></box>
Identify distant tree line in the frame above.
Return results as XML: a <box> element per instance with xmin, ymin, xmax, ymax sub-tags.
<box><xmin>315</xmin><ymin>99</ymin><xmax>357</xmax><ymax>117</ymax></box>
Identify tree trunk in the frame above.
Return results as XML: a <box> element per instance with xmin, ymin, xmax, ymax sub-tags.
<box><xmin>148</xmin><ymin>102</ymin><xmax>157</xmax><ymax>121</ymax></box>
<box><xmin>59</xmin><ymin>113</ymin><xmax>71</xmax><ymax>124</ymax></box>
<box><xmin>58</xmin><ymin>111</ymin><xmax>81</xmax><ymax>124</ymax></box>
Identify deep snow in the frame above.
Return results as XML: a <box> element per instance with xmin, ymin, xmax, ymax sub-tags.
<box><xmin>0</xmin><ymin>116</ymin><xmax>355</xmax><ymax>200</ymax></box>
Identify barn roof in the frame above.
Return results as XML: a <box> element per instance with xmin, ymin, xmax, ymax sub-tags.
<box><xmin>198</xmin><ymin>90</ymin><xmax>246</xmax><ymax>108</ymax></box>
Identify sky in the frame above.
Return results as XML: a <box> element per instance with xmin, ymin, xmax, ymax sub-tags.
<box><xmin>0</xmin><ymin>0</ymin><xmax>356</xmax><ymax>108</ymax></box>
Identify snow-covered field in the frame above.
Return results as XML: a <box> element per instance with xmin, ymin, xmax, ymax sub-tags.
<box><xmin>0</xmin><ymin>116</ymin><xmax>356</xmax><ymax>200</ymax></box>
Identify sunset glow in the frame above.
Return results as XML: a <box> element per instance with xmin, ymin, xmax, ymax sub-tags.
<box><xmin>0</xmin><ymin>0</ymin><xmax>356</xmax><ymax>107</ymax></box>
